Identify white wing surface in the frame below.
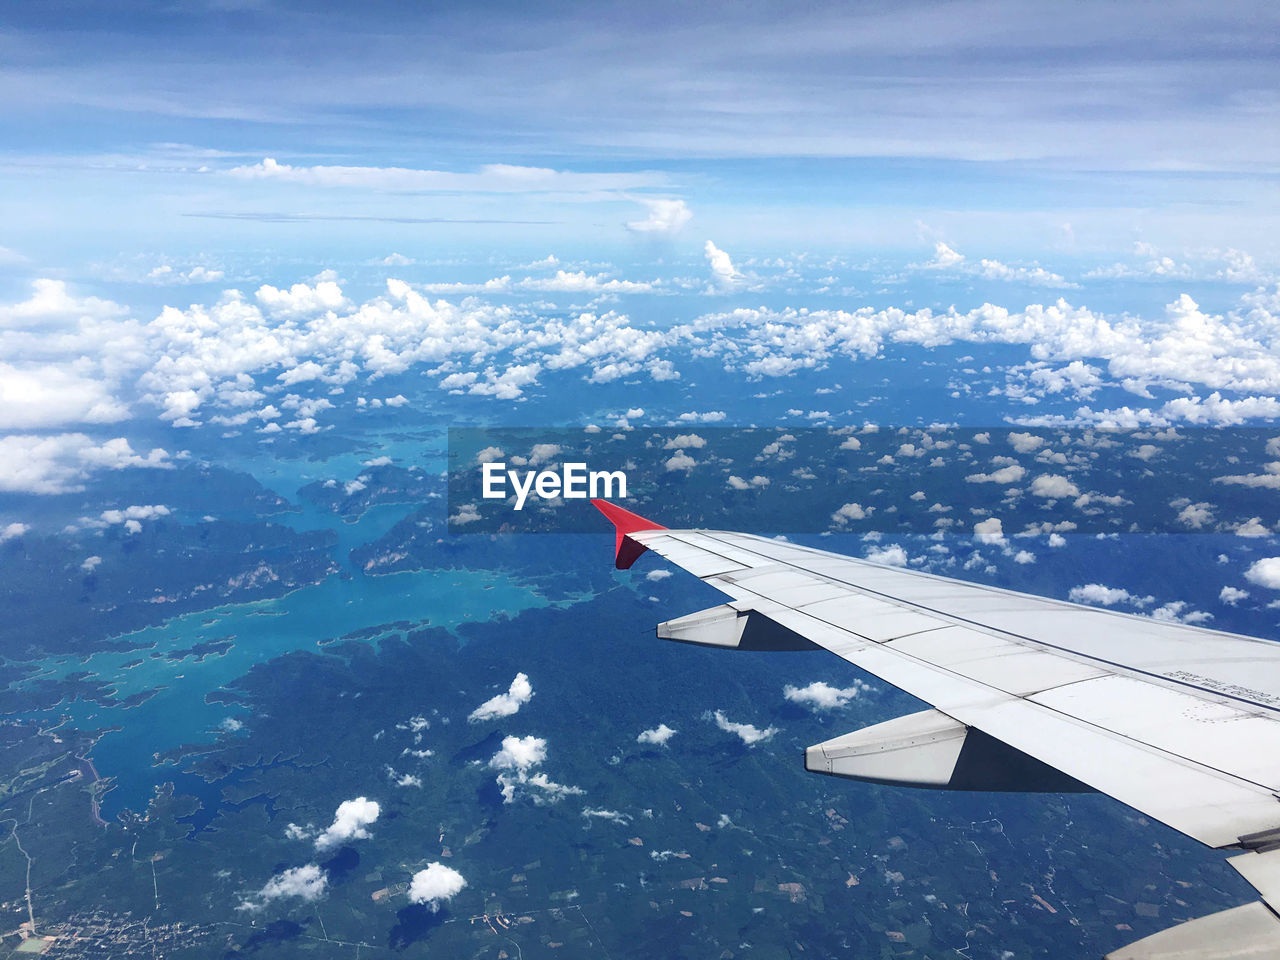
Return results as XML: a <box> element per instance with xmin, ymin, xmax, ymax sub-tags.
<box><xmin>593</xmin><ymin>499</ymin><xmax>1280</xmax><ymax>960</ymax></box>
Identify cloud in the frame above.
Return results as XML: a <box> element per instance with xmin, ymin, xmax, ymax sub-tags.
<box><xmin>1244</xmin><ymin>558</ymin><xmax>1280</xmax><ymax>590</ymax></box>
<box><xmin>314</xmin><ymin>797</ymin><xmax>380</xmax><ymax>851</ymax></box>
<box><xmin>644</xmin><ymin>569</ymin><xmax>672</xmax><ymax>581</ymax></box>
<box><xmin>487</xmin><ymin>735</ymin><xmax>582</xmax><ymax>804</ymax></box>
<box><xmin>228</xmin><ymin>157</ymin><xmax>666</xmax><ymax>193</ymax></box>
<box><xmin>664</xmin><ymin>451</ymin><xmax>697</xmax><ymax>472</ymax></box>
<box><xmin>663</xmin><ymin>433</ymin><xmax>706</xmax><ymax>450</ymax></box>
<box><xmin>1069</xmin><ymin>584</ymin><xmax>1145</xmax><ymax>607</ymax></box>
<box><xmin>582</xmin><ymin>807</ymin><xmax>631</xmax><ymax>824</ymax></box>
<box><xmin>831</xmin><ymin>502</ymin><xmax>871</xmax><ymax>524</ymax></box>
<box><xmin>783</xmin><ymin>680</ymin><xmax>867</xmax><ymax>710</ymax></box>
<box><xmin>973</xmin><ymin>517</ymin><xmax>1005</xmax><ymax>544</ymax></box>
<box><xmin>637</xmin><ymin>724</ymin><xmax>677</xmax><ymax>746</ymax></box>
<box><xmin>965</xmin><ymin>464</ymin><xmax>1026</xmax><ymax>484</ymax></box>
<box><xmin>626</xmin><ymin>198</ymin><xmax>692</xmax><ymax>236</ymax></box>
<box><xmin>1</xmin><ymin>522</ymin><xmax>29</xmax><ymax>542</ymax></box>
<box><xmin>705</xmin><ymin>241</ymin><xmax>743</xmax><ymax>291</ymax></box>
<box><xmin>468</xmin><ymin>672</ymin><xmax>534</xmax><ymax>722</ymax></box>
<box><xmin>926</xmin><ymin>241</ymin><xmax>965</xmax><ymax>269</ymax></box>
<box><xmin>1030</xmin><ymin>474</ymin><xmax>1080</xmax><ymax>498</ymax></box>
<box><xmin>710</xmin><ymin>710</ymin><xmax>777</xmax><ymax>746</ymax></box>
<box><xmin>0</xmin><ymin>363</ymin><xmax>131</xmax><ymax>429</ymax></box>
<box><xmin>1219</xmin><ymin>586</ymin><xmax>1249</xmax><ymax>605</ymax></box>
<box><xmin>408</xmin><ymin>863</ymin><xmax>467</xmax><ymax>911</ymax></box>
<box><xmin>488</xmin><ymin>735</ymin><xmax>546</xmax><ymax>773</ymax></box>
<box><xmin>0</xmin><ymin>435</ymin><xmax>171</xmax><ymax>495</ymax></box>
<box><xmin>242</xmin><ymin>864</ymin><xmax>328</xmax><ymax>909</ymax></box>
<box><xmin>865</xmin><ymin>544</ymin><xmax>908</xmax><ymax>566</ymax></box>
<box><xmin>727</xmin><ymin>474</ymin><xmax>770</xmax><ymax>490</ymax></box>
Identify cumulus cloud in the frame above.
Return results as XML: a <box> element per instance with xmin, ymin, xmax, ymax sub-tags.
<box><xmin>0</xmin><ymin>363</ymin><xmax>130</xmax><ymax>429</ymax></box>
<box><xmin>1</xmin><ymin>522</ymin><xmax>28</xmax><ymax>542</ymax></box>
<box><xmin>727</xmin><ymin>474</ymin><xmax>770</xmax><ymax>490</ymax></box>
<box><xmin>626</xmin><ymin>198</ymin><xmax>692</xmax><ymax>236</ymax></box>
<box><xmin>973</xmin><ymin>518</ymin><xmax>1005</xmax><ymax>544</ymax></box>
<box><xmin>663</xmin><ymin>433</ymin><xmax>705</xmax><ymax>449</ymax></box>
<box><xmin>489</xmin><ymin>735</ymin><xmax>546</xmax><ymax>772</ymax></box>
<box><xmin>832</xmin><ymin>502</ymin><xmax>871</xmax><ymax>524</ymax></box>
<box><xmin>408</xmin><ymin>863</ymin><xmax>467</xmax><ymax>911</ymax></box>
<box><xmin>637</xmin><ymin>724</ymin><xmax>677</xmax><ymax>746</ymax></box>
<box><xmin>865</xmin><ymin>544</ymin><xmax>908</xmax><ymax>566</ymax></box>
<box><xmin>487</xmin><ymin>735</ymin><xmax>581</xmax><ymax>804</ymax></box>
<box><xmin>705</xmin><ymin>241</ymin><xmax>743</xmax><ymax>291</ymax></box>
<box><xmin>1219</xmin><ymin>586</ymin><xmax>1250</xmax><ymax>605</ymax></box>
<box><xmin>710</xmin><ymin>710</ymin><xmax>777</xmax><ymax>746</ymax></box>
<box><xmin>314</xmin><ymin>797</ymin><xmax>380</xmax><ymax>851</ymax></box>
<box><xmin>241</xmin><ymin>864</ymin><xmax>328</xmax><ymax>909</ymax></box>
<box><xmin>0</xmin><ymin>435</ymin><xmax>171</xmax><ymax>495</ymax></box>
<box><xmin>645</xmin><ymin>569</ymin><xmax>672</xmax><ymax>581</ymax></box>
<box><xmin>783</xmin><ymin>680</ymin><xmax>867</xmax><ymax>710</ymax></box>
<box><xmin>966</xmin><ymin>464</ymin><xmax>1026</xmax><ymax>484</ymax></box>
<box><xmin>1030</xmin><ymin>474</ymin><xmax>1080</xmax><ymax>498</ymax></box>
<box><xmin>664</xmin><ymin>451</ymin><xmax>697</xmax><ymax>472</ymax></box>
<box><xmin>1069</xmin><ymin>584</ymin><xmax>1148</xmax><ymax>607</ymax></box>
<box><xmin>468</xmin><ymin>672</ymin><xmax>534</xmax><ymax>722</ymax></box>
<box><xmin>1244</xmin><ymin>558</ymin><xmax>1280</xmax><ymax>590</ymax></box>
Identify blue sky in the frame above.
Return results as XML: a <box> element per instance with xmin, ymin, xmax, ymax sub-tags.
<box><xmin>4</xmin><ymin>0</ymin><xmax>1280</xmax><ymax>264</ymax></box>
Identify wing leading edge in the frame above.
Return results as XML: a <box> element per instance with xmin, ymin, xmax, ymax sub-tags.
<box><xmin>592</xmin><ymin>500</ymin><xmax>1280</xmax><ymax>959</ymax></box>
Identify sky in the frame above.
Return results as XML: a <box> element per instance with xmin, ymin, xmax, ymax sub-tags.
<box><xmin>4</xmin><ymin>0</ymin><xmax>1280</xmax><ymax>262</ymax></box>
<box><xmin>3</xmin><ymin>0</ymin><xmax>1280</xmax><ymax>498</ymax></box>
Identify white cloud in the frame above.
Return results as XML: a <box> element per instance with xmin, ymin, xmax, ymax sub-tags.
<box><xmin>727</xmin><ymin>474</ymin><xmax>770</xmax><ymax>490</ymax></box>
<box><xmin>1219</xmin><ymin>586</ymin><xmax>1249</xmax><ymax>605</ymax></box>
<box><xmin>1030</xmin><ymin>474</ymin><xmax>1080</xmax><ymax>498</ymax></box>
<box><xmin>0</xmin><ymin>522</ymin><xmax>28</xmax><ymax>542</ymax></box>
<box><xmin>408</xmin><ymin>863</ymin><xmax>467</xmax><ymax>911</ymax></box>
<box><xmin>973</xmin><ymin>518</ymin><xmax>1005</xmax><ymax>544</ymax></box>
<box><xmin>80</xmin><ymin>555</ymin><xmax>102</xmax><ymax>572</ymax></box>
<box><xmin>243</xmin><ymin>864</ymin><xmax>328</xmax><ymax>909</ymax></box>
<box><xmin>711</xmin><ymin>710</ymin><xmax>777</xmax><ymax>746</ymax></box>
<box><xmin>314</xmin><ymin>797</ymin><xmax>380</xmax><ymax>851</ymax></box>
<box><xmin>645</xmin><ymin>569</ymin><xmax>672</xmax><ymax>581</ymax></box>
<box><xmin>228</xmin><ymin>157</ymin><xmax>665</xmax><ymax>194</ymax></box>
<box><xmin>705</xmin><ymin>241</ymin><xmax>743</xmax><ymax>291</ymax></box>
<box><xmin>664</xmin><ymin>451</ymin><xmax>696</xmax><ymax>472</ymax></box>
<box><xmin>783</xmin><ymin>680</ymin><xmax>866</xmax><ymax>710</ymax></box>
<box><xmin>966</xmin><ymin>464</ymin><xmax>1026</xmax><ymax>484</ymax></box>
<box><xmin>663</xmin><ymin>433</ymin><xmax>706</xmax><ymax>449</ymax></box>
<box><xmin>1069</xmin><ymin>584</ymin><xmax>1137</xmax><ymax>606</ymax></box>
<box><xmin>0</xmin><ymin>435</ymin><xmax>171</xmax><ymax>495</ymax></box>
<box><xmin>1233</xmin><ymin>517</ymin><xmax>1271</xmax><ymax>538</ymax></box>
<box><xmin>637</xmin><ymin>724</ymin><xmax>677</xmax><ymax>746</ymax></box>
<box><xmin>582</xmin><ymin>807</ymin><xmax>631</xmax><ymax>824</ymax></box>
<box><xmin>1007</xmin><ymin>432</ymin><xmax>1045</xmax><ymax>454</ymax></box>
<box><xmin>865</xmin><ymin>544</ymin><xmax>908</xmax><ymax>566</ymax></box>
<box><xmin>626</xmin><ymin>198</ymin><xmax>692</xmax><ymax>236</ymax></box>
<box><xmin>468</xmin><ymin>672</ymin><xmax>534</xmax><ymax>722</ymax></box>
<box><xmin>1244</xmin><ymin>558</ymin><xmax>1280</xmax><ymax>590</ymax></box>
<box><xmin>927</xmin><ymin>241</ymin><xmax>965</xmax><ymax>269</ymax></box>
<box><xmin>488</xmin><ymin>735</ymin><xmax>546</xmax><ymax>773</ymax></box>
<box><xmin>0</xmin><ymin>363</ymin><xmax>130</xmax><ymax>429</ymax></box>
<box><xmin>832</xmin><ymin>502</ymin><xmax>871</xmax><ymax>524</ymax></box>
<box><xmin>487</xmin><ymin>735</ymin><xmax>581</xmax><ymax>804</ymax></box>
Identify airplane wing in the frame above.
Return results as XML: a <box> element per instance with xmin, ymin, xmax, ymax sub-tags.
<box><xmin>592</xmin><ymin>499</ymin><xmax>1280</xmax><ymax>960</ymax></box>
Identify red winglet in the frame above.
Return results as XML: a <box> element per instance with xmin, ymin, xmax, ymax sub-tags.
<box><xmin>591</xmin><ymin>499</ymin><xmax>666</xmax><ymax>570</ymax></box>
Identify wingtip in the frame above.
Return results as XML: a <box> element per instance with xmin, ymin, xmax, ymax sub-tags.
<box><xmin>591</xmin><ymin>499</ymin><xmax>665</xmax><ymax>569</ymax></box>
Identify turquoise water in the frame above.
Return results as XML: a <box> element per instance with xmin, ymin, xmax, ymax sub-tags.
<box><xmin>21</xmin><ymin>437</ymin><xmax>552</xmax><ymax>819</ymax></box>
